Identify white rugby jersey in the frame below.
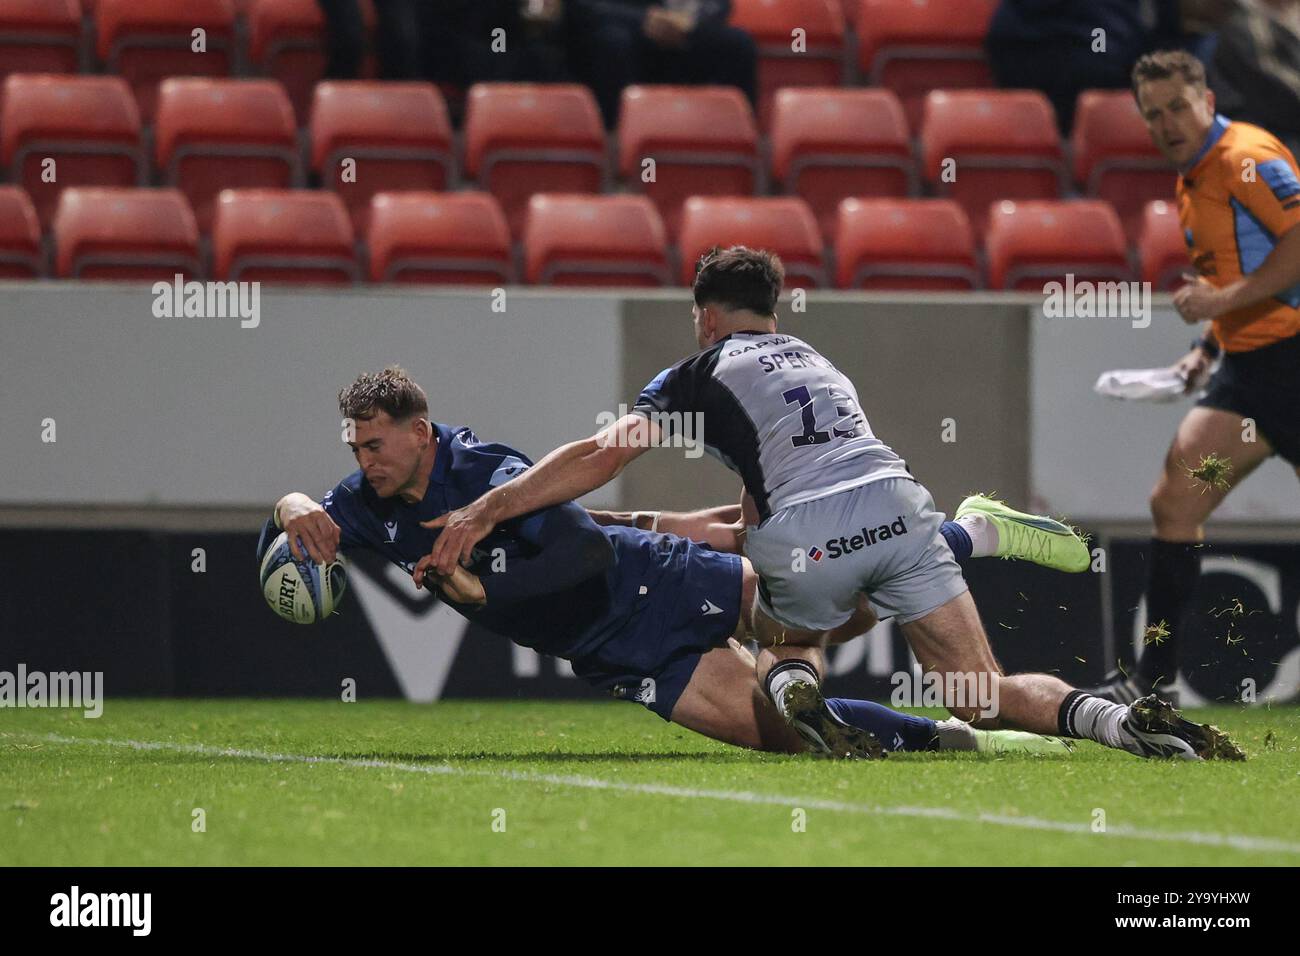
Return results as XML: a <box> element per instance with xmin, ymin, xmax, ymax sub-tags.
<box><xmin>632</xmin><ymin>331</ymin><xmax>911</xmax><ymax>521</ymax></box>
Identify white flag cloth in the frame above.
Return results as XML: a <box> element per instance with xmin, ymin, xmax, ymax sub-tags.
<box><xmin>1093</xmin><ymin>367</ymin><xmax>1191</xmax><ymax>403</ymax></box>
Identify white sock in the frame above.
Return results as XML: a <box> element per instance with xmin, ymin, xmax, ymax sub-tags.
<box><xmin>1063</xmin><ymin>694</ymin><xmax>1132</xmax><ymax>751</ymax></box>
<box><xmin>765</xmin><ymin>661</ymin><xmax>818</xmax><ymax>713</ymax></box>
<box><xmin>955</xmin><ymin>513</ymin><xmax>998</xmax><ymax>558</ymax></box>
<box><xmin>934</xmin><ymin>718</ymin><xmax>978</xmax><ymax>751</ymax></box>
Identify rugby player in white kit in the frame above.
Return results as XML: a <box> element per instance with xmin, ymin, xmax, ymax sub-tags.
<box><xmin>425</xmin><ymin>247</ymin><xmax>1243</xmax><ymax>762</ymax></box>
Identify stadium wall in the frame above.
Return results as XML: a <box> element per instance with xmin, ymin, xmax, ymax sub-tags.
<box><xmin>5</xmin><ymin>283</ymin><xmax>1299</xmax><ymax>520</ymax></box>
<box><xmin>3</xmin><ymin>284</ymin><xmax>1298</xmax><ymax>704</ymax></box>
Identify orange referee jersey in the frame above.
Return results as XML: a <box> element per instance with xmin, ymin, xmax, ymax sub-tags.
<box><xmin>1177</xmin><ymin>114</ymin><xmax>1300</xmax><ymax>352</ymax></box>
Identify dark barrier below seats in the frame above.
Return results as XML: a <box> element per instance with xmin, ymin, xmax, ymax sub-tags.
<box><xmin>1</xmin><ymin>530</ymin><xmax>1296</xmax><ymax>704</ymax></box>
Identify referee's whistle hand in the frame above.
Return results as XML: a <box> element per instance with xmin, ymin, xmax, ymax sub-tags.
<box><xmin>1173</xmin><ymin>274</ymin><xmax>1224</xmax><ymax>323</ymax></box>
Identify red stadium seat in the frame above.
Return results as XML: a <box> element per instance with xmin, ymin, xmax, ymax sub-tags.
<box><xmin>1139</xmin><ymin>199</ymin><xmax>1190</xmax><ymax>292</ymax></box>
<box><xmin>619</xmin><ymin>85</ymin><xmax>760</xmax><ymax>239</ymax></box>
<box><xmin>310</xmin><ymin>81</ymin><xmax>453</xmax><ymax>233</ymax></box>
<box><xmin>247</xmin><ymin>0</ymin><xmax>377</xmax><ymax>123</ymax></box>
<box><xmin>856</xmin><ymin>0</ymin><xmax>997</xmax><ymax>129</ymax></box>
<box><xmin>247</xmin><ymin>0</ymin><xmax>326</xmax><ymax>123</ymax></box>
<box><xmin>920</xmin><ymin>89</ymin><xmax>1066</xmax><ymax>238</ymax></box>
<box><xmin>728</xmin><ymin>0</ymin><xmax>846</xmax><ymax>129</ymax></box>
<box><xmin>677</xmin><ymin>196</ymin><xmax>825</xmax><ymax>287</ymax></box>
<box><xmin>834</xmin><ymin>198</ymin><xmax>979</xmax><ymax>289</ymax></box>
<box><xmin>0</xmin><ymin>74</ymin><xmax>145</xmax><ymax>229</ymax></box>
<box><xmin>0</xmin><ymin>0</ymin><xmax>81</xmax><ymax>81</ymax></box>
<box><xmin>249</xmin><ymin>0</ymin><xmax>330</xmax><ymax>125</ymax></box>
<box><xmin>212</xmin><ymin>189</ymin><xmax>357</xmax><ymax>284</ymax></box>
<box><xmin>1072</xmin><ymin>89</ymin><xmax>1175</xmax><ymax>244</ymax></box>
<box><xmin>52</xmin><ymin>186</ymin><xmax>200</xmax><ymax>279</ymax></box>
<box><xmin>0</xmin><ymin>185</ymin><xmax>42</xmax><ymax>277</ymax></box>
<box><xmin>770</xmin><ymin>87</ymin><xmax>915</xmax><ymax>241</ymax></box>
<box><xmin>985</xmin><ymin>199</ymin><xmax>1132</xmax><ymax>291</ymax></box>
<box><xmin>366</xmin><ymin>191</ymin><xmax>512</xmax><ymax>285</ymax></box>
<box><xmin>95</xmin><ymin>0</ymin><xmax>236</xmax><ymax>122</ymax></box>
<box><xmin>523</xmin><ymin>193</ymin><xmax>669</xmax><ymax>287</ymax></box>
<box><xmin>463</xmin><ymin>83</ymin><xmax>606</xmax><ymax>238</ymax></box>
<box><xmin>155</xmin><ymin>78</ymin><xmax>300</xmax><ymax>233</ymax></box>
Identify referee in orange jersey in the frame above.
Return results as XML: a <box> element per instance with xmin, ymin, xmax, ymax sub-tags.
<box><xmin>1091</xmin><ymin>50</ymin><xmax>1300</xmax><ymax>703</ymax></box>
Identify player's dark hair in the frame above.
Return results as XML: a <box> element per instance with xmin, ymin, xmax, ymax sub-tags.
<box><xmin>1131</xmin><ymin>49</ymin><xmax>1206</xmax><ymax>99</ymax></box>
<box><xmin>692</xmin><ymin>245</ymin><xmax>784</xmax><ymax>315</ymax></box>
<box><xmin>338</xmin><ymin>365</ymin><xmax>429</xmax><ymax>422</ymax></box>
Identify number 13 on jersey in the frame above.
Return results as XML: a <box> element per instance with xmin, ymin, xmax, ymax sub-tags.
<box><xmin>782</xmin><ymin>385</ymin><xmax>868</xmax><ymax>447</ymax></box>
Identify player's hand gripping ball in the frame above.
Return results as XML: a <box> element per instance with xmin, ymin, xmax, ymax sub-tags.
<box><xmin>259</xmin><ymin>531</ymin><xmax>348</xmax><ymax>624</ymax></box>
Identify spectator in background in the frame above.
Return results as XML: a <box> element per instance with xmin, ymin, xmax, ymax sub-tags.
<box><xmin>1200</xmin><ymin>0</ymin><xmax>1300</xmax><ymax>156</ymax></box>
<box><xmin>316</xmin><ymin>0</ymin><xmax>435</xmax><ymax>81</ymax></box>
<box><xmin>375</xmin><ymin>0</ymin><xmax>435</xmax><ymax>80</ymax></box>
<box><xmin>320</xmin><ymin>1</ymin><xmax>570</xmax><ymax>86</ymax></box>
<box><xmin>985</xmin><ymin>0</ymin><xmax>1194</xmax><ymax>133</ymax></box>
<box><xmin>565</xmin><ymin>0</ymin><xmax>758</xmax><ymax>127</ymax></box>
<box><xmin>317</xmin><ymin>0</ymin><xmax>365</xmax><ymax>79</ymax></box>
<box><xmin>433</xmin><ymin>0</ymin><xmax>572</xmax><ymax>86</ymax></box>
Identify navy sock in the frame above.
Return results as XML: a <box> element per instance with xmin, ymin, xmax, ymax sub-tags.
<box><xmin>826</xmin><ymin>698</ymin><xmax>938</xmax><ymax>752</ymax></box>
<box><xmin>940</xmin><ymin>519</ymin><xmax>973</xmax><ymax>561</ymax></box>
<box><xmin>1136</xmin><ymin>539</ymin><xmax>1201</xmax><ymax>685</ymax></box>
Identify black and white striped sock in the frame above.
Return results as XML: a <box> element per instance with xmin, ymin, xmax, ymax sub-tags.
<box><xmin>765</xmin><ymin>659</ymin><xmax>819</xmax><ymax>713</ymax></box>
<box><xmin>1059</xmin><ymin>690</ymin><xmax>1130</xmax><ymax>749</ymax></box>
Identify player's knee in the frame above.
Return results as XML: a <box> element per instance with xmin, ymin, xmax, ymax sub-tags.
<box><xmin>1149</xmin><ymin>482</ymin><xmax>1185</xmax><ymax>527</ymax></box>
<box><xmin>1150</xmin><ymin>482</ymin><xmax>1206</xmax><ymax>535</ymax></box>
<box><xmin>1148</xmin><ymin>484</ymin><xmax>1171</xmax><ymax>522</ymax></box>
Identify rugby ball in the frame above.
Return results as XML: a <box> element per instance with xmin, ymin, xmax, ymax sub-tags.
<box><xmin>259</xmin><ymin>531</ymin><xmax>348</xmax><ymax>624</ymax></box>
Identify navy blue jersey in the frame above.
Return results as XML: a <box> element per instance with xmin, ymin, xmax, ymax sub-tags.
<box><xmin>313</xmin><ymin>423</ymin><xmax>690</xmax><ymax>661</ymax></box>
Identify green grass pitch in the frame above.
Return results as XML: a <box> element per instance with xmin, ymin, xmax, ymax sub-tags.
<box><xmin>2</xmin><ymin>699</ymin><xmax>1298</xmax><ymax>866</ymax></box>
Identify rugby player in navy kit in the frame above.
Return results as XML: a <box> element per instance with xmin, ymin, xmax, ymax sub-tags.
<box><xmin>263</xmin><ymin>366</ymin><xmax>1073</xmax><ymax>758</ymax></box>
<box><xmin>427</xmin><ymin>247</ymin><xmax>1244</xmax><ymax>762</ymax></box>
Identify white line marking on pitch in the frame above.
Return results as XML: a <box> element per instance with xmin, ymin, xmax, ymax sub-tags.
<box><xmin>21</xmin><ymin>732</ymin><xmax>1300</xmax><ymax>856</ymax></box>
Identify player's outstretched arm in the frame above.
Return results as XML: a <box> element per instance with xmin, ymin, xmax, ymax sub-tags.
<box><xmin>587</xmin><ymin>504</ymin><xmax>745</xmax><ymax>552</ymax></box>
<box><xmin>274</xmin><ymin>492</ymin><xmax>341</xmax><ymax>564</ymax></box>
<box><xmin>417</xmin><ymin>502</ymin><xmax>614</xmax><ymax>602</ymax></box>
<box><xmin>422</xmin><ymin>413</ymin><xmax>659</xmax><ymax>575</ymax></box>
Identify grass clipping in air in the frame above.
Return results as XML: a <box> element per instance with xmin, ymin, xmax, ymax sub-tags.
<box><xmin>1143</xmin><ymin>619</ymin><xmax>1171</xmax><ymax>646</ymax></box>
<box><xmin>1184</xmin><ymin>453</ymin><xmax>1233</xmax><ymax>492</ymax></box>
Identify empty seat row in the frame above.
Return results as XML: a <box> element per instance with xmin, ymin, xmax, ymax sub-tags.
<box><xmin>0</xmin><ymin>0</ymin><xmax>377</xmax><ymax>121</ymax></box>
<box><xmin>0</xmin><ymin>0</ymin><xmax>992</xmax><ymax>127</ymax></box>
<box><xmin>734</xmin><ymin>0</ymin><xmax>1000</xmax><ymax>128</ymax></box>
<box><xmin>0</xmin><ymin>184</ymin><xmax>1192</xmax><ymax>291</ymax></box>
<box><xmin>2</xmin><ymin>73</ymin><xmax>1175</xmax><ymax>250</ymax></box>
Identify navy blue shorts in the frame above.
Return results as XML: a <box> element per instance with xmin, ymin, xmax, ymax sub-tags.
<box><xmin>570</xmin><ymin>532</ymin><xmax>743</xmax><ymax>721</ymax></box>
<box><xmin>1197</xmin><ymin>333</ymin><xmax>1300</xmax><ymax>465</ymax></box>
